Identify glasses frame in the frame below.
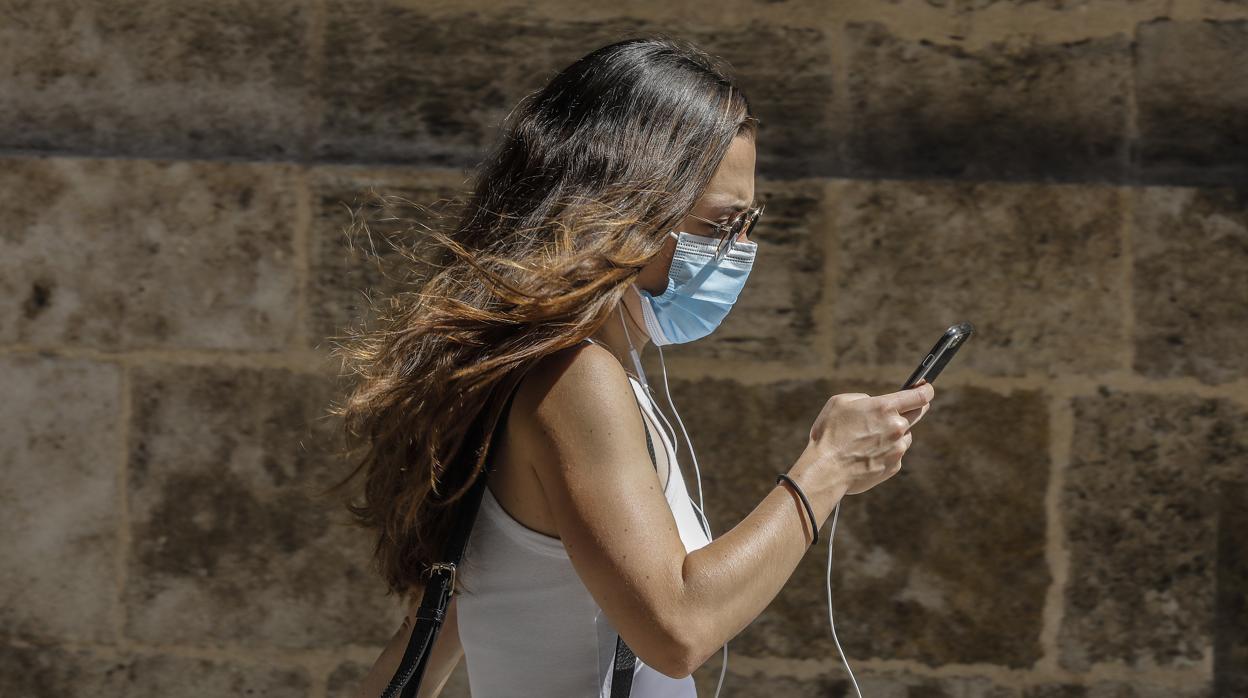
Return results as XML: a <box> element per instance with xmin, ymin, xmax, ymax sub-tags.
<box><xmin>687</xmin><ymin>204</ymin><xmax>765</xmax><ymax>261</ymax></box>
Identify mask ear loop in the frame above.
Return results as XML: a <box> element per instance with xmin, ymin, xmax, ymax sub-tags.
<box><xmin>620</xmin><ymin>283</ymin><xmax>730</xmax><ymax>698</ymax></box>
<box><xmin>621</xmin><ymin>286</ymin><xmax>681</xmax><ymax>493</ymax></box>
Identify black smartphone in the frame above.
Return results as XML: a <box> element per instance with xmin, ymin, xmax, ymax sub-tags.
<box><xmin>902</xmin><ymin>322</ymin><xmax>974</xmax><ymax>390</ymax></box>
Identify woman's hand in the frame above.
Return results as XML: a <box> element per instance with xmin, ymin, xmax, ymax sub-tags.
<box><xmin>801</xmin><ymin>379</ymin><xmax>935</xmax><ymax>497</ymax></box>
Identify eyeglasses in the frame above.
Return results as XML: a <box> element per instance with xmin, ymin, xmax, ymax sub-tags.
<box><xmin>687</xmin><ymin>205</ymin><xmax>764</xmax><ymax>261</ymax></box>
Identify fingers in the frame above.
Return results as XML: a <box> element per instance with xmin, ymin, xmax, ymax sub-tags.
<box><xmin>867</xmin><ymin>423</ymin><xmax>911</xmax><ymax>462</ymax></box>
<box><xmin>893</xmin><ymin>430</ymin><xmax>912</xmax><ymax>458</ymax></box>
<box><xmin>899</xmin><ymin>401</ymin><xmax>930</xmax><ymax>429</ymax></box>
<box><xmin>881</xmin><ymin>381</ymin><xmax>934</xmax><ymax>415</ymax></box>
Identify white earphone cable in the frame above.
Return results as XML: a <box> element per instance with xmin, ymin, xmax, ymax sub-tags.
<box><xmin>620</xmin><ymin>302</ymin><xmax>730</xmax><ymax>698</ymax></box>
<box><xmin>654</xmin><ymin>341</ymin><xmax>730</xmax><ymax>698</ymax></box>
<box><xmin>826</xmin><ymin>499</ymin><xmax>863</xmax><ymax>698</ymax></box>
<box><xmin>620</xmin><ymin>292</ymin><xmax>864</xmax><ymax>698</ymax></box>
<box><xmin>619</xmin><ymin>272</ymin><xmax>863</xmax><ymax>696</ymax></box>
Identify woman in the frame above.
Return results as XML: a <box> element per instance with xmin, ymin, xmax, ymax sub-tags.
<box><xmin>334</xmin><ymin>34</ymin><xmax>935</xmax><ymax>698</ymax></box>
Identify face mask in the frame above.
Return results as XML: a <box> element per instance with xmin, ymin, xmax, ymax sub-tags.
<box><xmin>635</xmin><ymin>230</ymin><xmax>757</xmax><ymax>345</ymax></box>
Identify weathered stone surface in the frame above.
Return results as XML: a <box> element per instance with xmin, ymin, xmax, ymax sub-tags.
<box><xmin>0</xmin><ymin>642</ymin><xmax>310</xmax><ymax>697</ymax></box>
<box><xmin>328</xmin><ymin>661</ymin><xmax>368</xmax><ymax>697</ymax></box>
<box><xmin>653</xmin><ymin>179</ymin><xmax>826</xmax><ymax>364</ymax></box>
<box><xmin>1022</xmin><ymin>680</ymin><xmax>1212</xmax><ymax>697</ymax></box>
<box><xmin>318</xmin><ymin>6</ymin><xmax>837</xmax><ymax>179</ymax></box>
<box><xmin>328</xmin><ymin>657</ymin><xmax>471</xmax><ymax>697</ymax></box>
<box><xmin>832</xmin><ymin>179</ymin><xmax>1125</xmax><ymax>378</ymax></box>
<box><xmin>124</xmin><ymin>363</ymin><xmax>402</xmax><ymax>649</ymax></box>
<box><xmin>1131</xmin><ymin>186</ymin><xmax>1248</xmax><ymax>386</ymax></box>
<box><xmin>845</xmin><ymin>22</ymin><xmax>1130</xmax><ymax>182</ymax></box>
<box><xmin>327</xmin><ymin>661</ymin><xmax>370</xmax><ymax>697</ymax></box>
<box><xmin>691</xmin><ymin>662</ymin><xmax>1216</xmax><ymax>697</ymax></box>
<box><xmin>1215</xmin><ymin>483</ymin><xmax>1248</xmax><ymax>696</ymax></box>
<box><xmin>951</xmin><ymin>0</ymin><xmax>1173</xmax><ymax>10</ymax></box>
<box><xmin>847</xmin><ymin>672</ymin><xmax>1013</xmax><ymax>698</ymax></box>
<box><xmin>0</xmin><ymin>156</ymin><xmax>301</xmax><ymax>351</ymax></box>
<box><xmin>690</xmin><ymin>663</ymin><xmax>1211</xmax><ymax>698</ymax></box>
<box><xmin>1059</xmin><ymin>387</ymin><xmax>1248</xmax><ymax>671</ymax></box>
<box><xmin>667</xmin><ymin>377</ymin><xmax>1050</xmax><ymax>667</ymax></box>
<box><xmin>317</xmin><ymin>5</ymin><xmax>630</xmax><ymax>165</ymax></box>
<box><xmin>686</xmin><ymin>22</ymin><xmax>841</xmax><ymax>180</ymax></box>
<box><xmin>0</xmin><ymin>0</ymin><xmax>313</xmax><ymax>159</ymax></box>
<box><xmin>1135</xmin><ymin>19</ymin><xmax>1248</xmax><ymax>186</ymax></box>
<box><xmin>307</xmin><ymin>166</ymin><xmax>470</xmax><ymax>351</ymax></box>
<box><xmin>691</xmin><ymin>665</ymin><xmax>869</xmax><ymax>698</ymax></box>
<box><xmin>0</xmin><ymin>354</ymin><xmax>120</xmax><ymax>644</ymax></box>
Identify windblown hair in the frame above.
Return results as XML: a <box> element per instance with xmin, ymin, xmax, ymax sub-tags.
<box><xmin>324</xmin><ymin>34</ymin><xmax>758</xmax><ymax>605</ymax></box>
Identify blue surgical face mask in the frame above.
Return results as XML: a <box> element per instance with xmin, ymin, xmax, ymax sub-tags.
<box><xmin>636</xmin><ymin>230</ymin><xmax>757</xmax><ymax>346</ymax></box>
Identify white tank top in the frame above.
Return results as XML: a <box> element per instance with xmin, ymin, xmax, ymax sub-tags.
<box><xmin>456</xmin><ymin>362</ymin><xmax>712</xmax><ymax>698</ymax></box>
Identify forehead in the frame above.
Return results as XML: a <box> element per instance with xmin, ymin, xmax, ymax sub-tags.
<box><xmin>701</xmin><ymin>135</ymin><xmax>756</xmax><ymax>210</ymax></box>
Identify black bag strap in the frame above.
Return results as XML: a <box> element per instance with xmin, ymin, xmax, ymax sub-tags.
<box><xmin>382</xmin><ymin>364</ymin><xmax>532</xmax><ymax>698</ymax></box>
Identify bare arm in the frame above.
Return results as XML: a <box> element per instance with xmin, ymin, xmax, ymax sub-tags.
<box><xmin>675</xmin><ymin>450</ymin><xmax>845</xmax><ymax>670</ymax></box>
<box><xmin>517</xmin><ymin>344</ymin><xmax>932</xmax><ymax>678</ymax></box>
<box><xmin>353</xmin><ymin>592</ymin><xmax>464</xmax><ymax>698</ymax></box>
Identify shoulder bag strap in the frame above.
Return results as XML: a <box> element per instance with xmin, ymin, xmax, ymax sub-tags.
<box><xmin>382</xmin><ymin>364</ymin><xmax>531</xmax><ymax>698</ymax></box>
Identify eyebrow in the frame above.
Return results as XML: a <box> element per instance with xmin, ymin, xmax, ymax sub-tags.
<box><xmin>715</xmin><ymin>198</ymin><xmax>756</xmax><ymax>215</ymax></box>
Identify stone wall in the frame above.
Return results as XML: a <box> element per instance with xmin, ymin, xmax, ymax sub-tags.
<box><xmin>2</xmin><ymin>0</ymin><xmax>1246</xmax><ymax>696</ymax></box>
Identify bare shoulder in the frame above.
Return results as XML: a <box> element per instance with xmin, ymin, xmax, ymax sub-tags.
<box><xmin>512</xmin><ymin>340</ymin><xmax>637</xmax><ymax>436</ymax></box>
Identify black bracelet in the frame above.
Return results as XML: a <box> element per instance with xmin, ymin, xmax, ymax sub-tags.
<box><xmin>775</xmin><ymin>473</ymin><xmax>819</xmax><ymax>547</ymax></box>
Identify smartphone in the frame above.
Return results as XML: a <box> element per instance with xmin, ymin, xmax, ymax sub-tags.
<box><xmin>902</xmin><ymin>322</ymin><xmax>974</xmax><ymax>390</ymax></box>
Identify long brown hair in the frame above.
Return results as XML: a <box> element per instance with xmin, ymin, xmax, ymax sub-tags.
<box><xmin>324</xmin><ymin>34</ymin><xmax>758</xmax><ymax>605</ymax></box>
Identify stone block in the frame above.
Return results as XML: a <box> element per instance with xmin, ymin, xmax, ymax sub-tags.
<box><xmin>327</xmin><ymin>661</ymin><xmax>369</xmax><ymax>698</ymax></box>
<box><xmin>306</xmin><ymin>166</ymin><xmax>470</xmax><ymax>352</ymax></box>
<box><xmin>1130</xmin><ymin>186</ymin><xmax>1248</xmax><ymax>386</ymax></box>
<box><xmin>691</xmin><ymin>666</ymin><xmax>868</xmax><ymax>698</ymax></box>
<box><xmin>848</xmin><ymin>21</ymin><xmax>1133</xmax><ymax>183</ymax></box>
<box><xmin>1214</xmin><ymin>483</ymin><xmax>1248</xmax><ymax>696</ymax></box>
<box><xmin>951</xmin><ymin>0</ymin><xmax>1171</xmax><ymax>10</ymax></box>
<box><xmin>124</xmin><ymin>363</ymin><xmax>401</xmax><ymax>649</ymax></box>
<box><xmin>845</xmin><ymin>22</ymin><xmax>1131</xmax><ymax>183</ymax></box>
<box><xmin>651</xmin><ymin>179</ymin><xmax>827</xmax><ymax>365</ymax></box>
<box><xmin>0</xmin><ymin>642</ymin><xmax>310</xmax><ymax>697</ymax></box>
<box><xmin>845</xmin><ymin>672</ymin><xmax>1014</xmax><ymax>698</ymax></box>
<box><xmin>665</xmin><ymin>376</ymin><xmax>1050</xmax><ymax>667</ymax></box>
<box><xmin>0</xmin><ymin>156</ymin><xmax>301</xmax><ymax>351</ymax></box>
<box><xmin>831</xmin><ymin>178</ymin><xmax>1125</xmax><ymax>379</ymax></box>
<box><xmin>686</xmin><ymin>22</ymin><xmax>841</xmax><ymax>180</ymax></box>
<box><xmin>1059</xmin><ymin>387</ymin><xmax>1248</xmax><ymax>671</ymax></box>
<box><xmin>1022</xmin><ymin>680</ymin><xmax>1211</xmax><ymax>697</ymax></box>
<box><xmin>317</xmin><ymin>6</ymin><xmax>838</xmax><ymax>179</ymax></box>
<box><xmin>691</xmin><ymin>664</ymin><xmax>1212</xmax><ymax>697</ymax></box>
<box><xmin>0</xmin><ymin>354</ymin><xmax>120</xmax><ymax>644</ymax></box>
<box><xmin>0</xmin><ymin>0</ymin><xmax>313</xmax><ymax>159</ymax></box>
<box><xmin>688</xmin><ymin>664</ymin><xmax>1018</xmax><ymax>694</ymax></box>
<box><xmin>1135</xmin><ymin>19</ymin><xmax>1248</xmax><ymax>186</ymax></box>
<box><xmin>328</xmin><ymin>657</ymin><xmax>471</xmax><ymax>697</ymax></box>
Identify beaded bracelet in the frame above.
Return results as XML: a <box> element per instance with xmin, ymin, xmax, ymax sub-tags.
<box><xmin>775</xmin><ymin>473</ymin><xmax>819</xmax><ymax>547</ymax></box>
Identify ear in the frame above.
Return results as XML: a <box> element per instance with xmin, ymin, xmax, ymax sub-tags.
<box><xmin>635</xmin><ymin>234</ymin><xmax>677</xmax><ymax>295</ymax></box>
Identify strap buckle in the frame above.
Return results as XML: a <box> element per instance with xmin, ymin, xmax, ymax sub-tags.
<box><xmin>429</xmin><ymin>561</ymin><xmax>457</xmax><ymax>597</ymax></box>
